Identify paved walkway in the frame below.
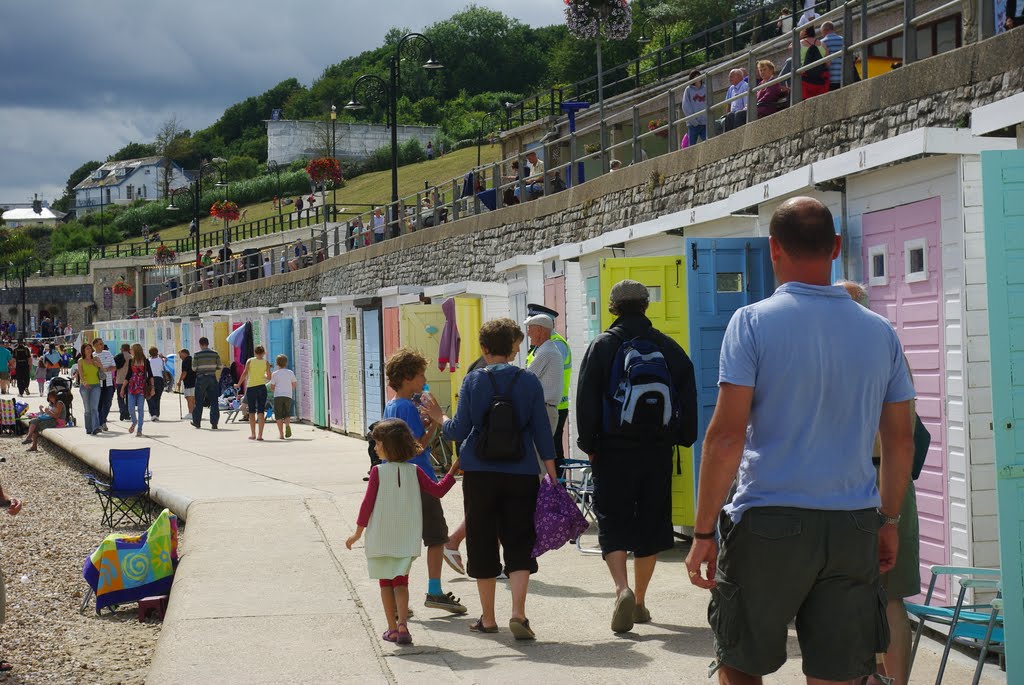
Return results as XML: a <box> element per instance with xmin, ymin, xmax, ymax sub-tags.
<box><xmin>42</xmin><ymin>394</ymin><xmax>1003</xmax><ymax>684</ymax></box>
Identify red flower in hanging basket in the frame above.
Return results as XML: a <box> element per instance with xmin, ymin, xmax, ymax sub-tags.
<box><xmin>112</xmin><ymin>280</ymin><xmax>134</xmax><ymax>296</ymax></box>
<box><xmin>154</xmin><ymin>244</ymin><xmax>177</xmax><ymax>265</ymax></box>
<box><xmin>648</xmin><ymin>118</ymin><xmax>668</xmax><ymax>137</ymax></box>
<box><xmin>210</xmin><ymin>200</ymin><xmax>240</xmax><ymax>221</ymax></box>
<box><xmin>305</xmin><ymin>157</ymin><xmax>343</xmax><ymax>186</ymax></box>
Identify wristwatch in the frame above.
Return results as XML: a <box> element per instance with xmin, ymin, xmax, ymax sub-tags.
<box><xmin>877</xmin><ymin>508</ymin><xmax>901</xmax><ymax>527</ymax></box>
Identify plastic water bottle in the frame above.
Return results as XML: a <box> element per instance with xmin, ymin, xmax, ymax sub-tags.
<box><xmin>421</xmin><ymin>383</ymin><xmax>431</xmax><ymax>406</ymax></box>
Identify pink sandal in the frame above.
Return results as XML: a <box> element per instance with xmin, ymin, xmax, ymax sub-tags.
<box><xmin>396</xmin><ymin>622</ymin><xmax>413</xmax><ymax>645</ymax></box>
<box><xmin>382</xmin><ymin>628</ymin><xmax>399</xmax><ymax>643</ymax></box>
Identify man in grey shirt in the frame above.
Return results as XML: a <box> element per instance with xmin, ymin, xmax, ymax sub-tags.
<box><xmin>524</xmin><ymin>313</ymin><xmax>563</xmax><ymax>435</ymax></box>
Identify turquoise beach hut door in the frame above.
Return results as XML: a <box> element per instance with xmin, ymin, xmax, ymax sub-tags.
<box><xmin>982</xmin><ymin>149</ymin><xmax>1024</xmax><ymax>680</ymax></box>
<box><xmin>685</xmin><ymin>238</ymin><xmax>774</xmax><ymax>497</ymax></box>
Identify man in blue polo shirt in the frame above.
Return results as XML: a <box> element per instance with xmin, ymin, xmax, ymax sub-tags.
<box><xmin>685</xmin><ymin>196</ymin><xmax>915</xmax><ymax>683</ymax></box>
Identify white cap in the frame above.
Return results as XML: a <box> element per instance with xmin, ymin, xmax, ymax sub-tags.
<box><xmin>523</xmin><ymin>314</ymin><xmax>554</xmax><ymax>330</ymax></box>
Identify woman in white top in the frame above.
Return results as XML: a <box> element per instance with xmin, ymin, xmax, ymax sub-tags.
<box><xmin>147</xmin><ymin>347</ymin><xmax>166</xmax><ymax>421</ymax></box>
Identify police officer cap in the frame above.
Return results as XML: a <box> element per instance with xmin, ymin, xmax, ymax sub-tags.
<box><xmin>526</xmin><ymin>303</ymin><xmax>559</xmax><ymax>319</ymax></box>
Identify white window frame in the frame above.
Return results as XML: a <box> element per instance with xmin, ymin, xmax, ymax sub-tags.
<box><xmin>868</xmin><ymin>244</ymin><xmax>888</xmax><ymax>287</ymax></box>
<box><xmin>904</xmin><ymin>238</ymin><xmax>928</xmax><ymax>283</ymax></box>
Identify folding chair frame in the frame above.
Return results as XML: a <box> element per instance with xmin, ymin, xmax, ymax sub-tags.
<box><xmin>84</xmin><ymin>449</ymin><xmax>155</xmax><ymax>529</ymax></box>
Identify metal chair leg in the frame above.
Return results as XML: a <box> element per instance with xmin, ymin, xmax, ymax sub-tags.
<box><xmin>971</xmin><ymin>605</ymin><xmax>1001</xmax><ymax>685</ymax></box>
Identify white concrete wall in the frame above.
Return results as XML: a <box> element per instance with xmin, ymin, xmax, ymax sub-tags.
<box><xmin>266</xmin><ymin>120</ymin><xmax>441</xmax><ymax>165</ymax></box>
<box><xmin>960</xmin><ymin>154</ymin><xmax>999</xmax><ymax>571</ymax></box>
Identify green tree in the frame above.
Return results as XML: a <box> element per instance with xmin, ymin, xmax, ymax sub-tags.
<box><xmin>225</xmin><ymin>156</ymin><xmax>260</xmax><ymax>181</ymax></box>
<box><xmin>107</xmin><ymin>141</ymin><xmax>158</xmax><ymax>162</ymax></box>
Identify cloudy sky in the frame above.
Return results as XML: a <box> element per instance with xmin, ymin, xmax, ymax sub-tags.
<box><xmin>0</xmin><ymin>1</ymin><xmax>565</xmax><ymax>207</ymax></box>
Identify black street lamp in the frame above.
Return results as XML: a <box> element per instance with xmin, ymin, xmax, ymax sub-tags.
<box><xmin>167</xmin><ymin>158</ymin><xmax>225</xmax><ymax>288</ymax></box>
<box><xmin>330</xmin><ymin>104</ymin><xmax>338</xmax><ymax>224</ymax></box>
<box><xmin>637</xmin><ymin>17</ymin><xmax>670</xmax><ymax>44</ymax></box>
<box><xmin>475</xmin><ymin>112</ymin><xmax>501</xmax><ymax>168</ymax></box>
<box><xmin>7</xmin><ymin>258</ymin><xmax>43</xmax><ymax>336</ymax></box>
<box><xmin>346</xmin><ymin>32</ymin><xmax>442</xmax><ymax>238</ymax></box>
<box><xmin>267</xmin><ymin>159</ymin><xmax>283</xmax><ymax>225</ymax></box>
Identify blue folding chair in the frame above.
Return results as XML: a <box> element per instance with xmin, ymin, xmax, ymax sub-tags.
<box><xmin>84</xmin><ymin>448</ymin><xmax>154</xmax><ymax>529</ymax></box>
<box><xmin>905</xmin><ymin>565</ymin><xmax>1002</xmax><ymax>683</ymax></box>
<box><xmin>560</xmin><ymin>459</ymin><xmax>599</xmax><ymax>555</ymax></box>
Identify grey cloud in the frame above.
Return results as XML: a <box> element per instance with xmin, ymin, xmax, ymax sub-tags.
<box><xmin>0</xmin><ymin>0</ymin><xmax>566</xmax><ymax>203</ymax></box>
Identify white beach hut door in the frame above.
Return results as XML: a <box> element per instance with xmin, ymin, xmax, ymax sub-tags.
<box><xmin>862</xmin><ymin>197</ymin><xmax>947</xmax><ymax>600</ymax></box>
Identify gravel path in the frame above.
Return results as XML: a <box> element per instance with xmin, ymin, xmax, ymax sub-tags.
<box><xmin>0</xmin><ymin>437</ymin><xmax>176</xmax><ymax>683</ymax></box>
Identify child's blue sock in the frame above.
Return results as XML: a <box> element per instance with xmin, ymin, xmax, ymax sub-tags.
<box><xmin>427</xmin><ymin>578</ymin><xmax>442</xmax><ymax>596</ymax></box>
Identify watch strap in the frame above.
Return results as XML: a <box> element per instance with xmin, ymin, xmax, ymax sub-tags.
<box><xmin>693</xmin><ymin>530</ymin><xmax>716</xmax><ymax>540</ymax></box>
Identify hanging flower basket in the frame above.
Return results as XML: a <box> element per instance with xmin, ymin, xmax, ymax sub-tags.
<box><xmin>564</xmin><ymin>0</ymin><xmax>632</xmax><ymax>40</ymax></box>
<box><xmin>210</xmin><ymin>200</ymin><xmax>240</xmax><ymax>221</ymax></box>
<box><xmin>648</xmin><ymin>118</ymin><xmax>668</xmax><ymax>138</ymax></box>
<box><xmin>154</xmin><ymin>245</ymin><xmax>177</xmax><ymax>265</ymax></box>
<box><xmin>305</xmin><ymin>157</ymin><xmax>344</xmax><ymax>187</ymax></box>
<box><xmin>112</xmin><ymin>280</ymin><xmax>134</xmax><ymax>297</ymax></box>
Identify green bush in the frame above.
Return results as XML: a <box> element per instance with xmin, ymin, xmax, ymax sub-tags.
<box><xmin>226</xmin><ymin>155</ymin><xmax>260</xmax><ymax>181</ymax></box>
<box><xmin>401</xmin><ymin>138</ymin><xmax>426</xmax><ymax>165</ymax></box>
<box><xmin>50</xmin><ymin>222</ymin><xmax>93</xmax><ymax>253</ymax></box>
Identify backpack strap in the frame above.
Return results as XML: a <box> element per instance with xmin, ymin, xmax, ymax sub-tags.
<box><xmin>482</xmin><ymin>366</ymin><xmax>520</xmax><ymax>395</ymax></box>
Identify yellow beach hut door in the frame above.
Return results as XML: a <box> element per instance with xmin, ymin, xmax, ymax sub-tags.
<box><xmin>599</xmin><ymin>256</ymin><xmax>694</xmax><ymax>526</ymax></box>
<box><xmin>400</xmin><ymin>304</ymin><xmax>452</xmax><ymax>417</ymax></box>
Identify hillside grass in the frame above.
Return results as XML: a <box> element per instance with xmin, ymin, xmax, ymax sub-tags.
<box><xmin>115</xmin><ymin>144</ymin><xmax>502</xmax><ymax>247</ymax></box>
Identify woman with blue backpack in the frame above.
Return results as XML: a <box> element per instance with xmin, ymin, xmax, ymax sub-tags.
<box><xmin>421</xmin><ymin>317</ymin><xmax>558</xmax><ymax>641</ymax></box>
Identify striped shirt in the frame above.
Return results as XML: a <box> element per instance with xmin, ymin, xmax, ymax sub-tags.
<box><xmin>821</xmin><ymin>32</ymin><xmax>844</xmax><ymax>85</ymax></box>
<box><xmin>192</xmin><ymin>348</ymin><xmax>222</xmax><ymax>377</ymax></box>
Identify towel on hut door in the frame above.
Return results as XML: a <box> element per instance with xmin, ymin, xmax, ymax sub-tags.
<box><xmin>437</xmin><ymin>297</ymin><xmax>460</xmax><ymax>372</ymax></box>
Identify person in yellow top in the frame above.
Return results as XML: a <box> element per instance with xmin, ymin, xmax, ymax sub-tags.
<box><xmin>238</xmin><ymin>345</ymin><xmax>272</xmax><ymax>441</ymax></box>
<box><xmin>73</xmin><ymin>342</ymin><xmax>103</xmax><ymax>435</ymax></box>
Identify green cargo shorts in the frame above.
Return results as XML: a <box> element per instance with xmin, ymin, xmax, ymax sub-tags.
<box><xmin>875</xmin><ymin>465</ymin><xmax>921</xmax><ymax>599</ymax></box>
<box><xmin>709</xmin><ymin>507</ymin><xmax>889</xmax><ymax>681</ymax></box>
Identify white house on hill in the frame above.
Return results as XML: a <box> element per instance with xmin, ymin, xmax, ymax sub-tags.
<box><xmin>73</xmin><ymin>156</ymin><xmax>189</xmax><ymax>215</ymax></box>
<box><xmin>1</xmin><ymin>206</ymin><xmax>64</xmax><ymax>228</ymax></box>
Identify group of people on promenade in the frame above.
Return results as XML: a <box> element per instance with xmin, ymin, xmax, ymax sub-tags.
<box><xmin>347</xmin><ymin>197</ymin><xmax>921</xmax><ymax>684</ymax></box>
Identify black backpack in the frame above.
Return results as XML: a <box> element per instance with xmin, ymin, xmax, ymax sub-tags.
<box><xmin>476</xmin><ymin>368</ymin><xmax>523</xmax><ymax>462</ymax></box>
<box><xmin>803</xmin><ymin>43</ymin><xmax>829</xmax><ymax>84</ymax></box>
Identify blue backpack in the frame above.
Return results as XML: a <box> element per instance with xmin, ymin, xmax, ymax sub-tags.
<box><xmin>603</xmin><ymin>330</ymin><xmax>679</xmax><ymax>438</ymax></box>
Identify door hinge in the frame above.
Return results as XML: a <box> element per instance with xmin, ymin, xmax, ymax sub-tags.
<box><xmin>690</xmin><ymin>243</ymin><xmax>698</xmax><ymax>270</ymax></box>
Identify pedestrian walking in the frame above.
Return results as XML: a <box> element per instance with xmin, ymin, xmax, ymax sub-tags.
<box><xmin>270</xmin><ymin>355</ymin><xmax>296</xmax><ymax>439</ymax></box>
<box><xmin>176</xmin><ymin>348</ymin><xmax>197</xmax><ymax>417</ymax></box>
<box><xmin>238</xmin><ymin>345</ymin><xmax>271</xmax><ymax>441</ymax></box>
<box><xmin>575</xmin><ymin>279</ymin><xmax>698</xmax><ymax>634</ymax></box>
<box><xmin>122</xmin><ymin>344</ymin><xmax>154</xmax><ymax>437</ymax></box>
<box><xmin>190</xmin><ymin>337</ymin><xmax>222</xmax><ymax>429</ymax></box>
<box><xmin>147</xmin><ymin>347</ymin><xmax>166</xmax><ymax>421</ymax></box>
<box><xmin>73</xmin><ymin>342</ymin><xmax>102</xmax><ymax>435</ymax></box>
<box><xmin>685</xmin><ymin>197</ymin><xmax>916</xmax><ymax>682</ymax></box>
<box><xmin>92</xmin><ymin>338</ymin><xmax>116</xmax><ymax>431</ymax></box>
<box><xmin>422</xmin><ymin>317</ymin><xmax>558</xmax><ymax>640</ymax></box>
<box><xmin>346</xmin><ymin>419</ymin><xmax>461</xmax><ymax>646</ymax></box>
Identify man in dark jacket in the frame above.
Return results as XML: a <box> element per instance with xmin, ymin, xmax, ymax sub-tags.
<box><xmin>576</xmin><ymin>279</ymin><xmax>698</xmax><ymax>635</ymax></box>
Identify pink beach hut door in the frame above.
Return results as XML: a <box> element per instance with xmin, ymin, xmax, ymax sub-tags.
<box><xmin>862</xmin><ymin>197</ymin><xmax>948</xmax><ymax>600</ymax></box>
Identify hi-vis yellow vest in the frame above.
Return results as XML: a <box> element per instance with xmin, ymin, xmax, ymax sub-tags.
<box><xmin>527</xmin><ymin>331</ymin><xmax>572</xmax><ymax>410</ymax></box>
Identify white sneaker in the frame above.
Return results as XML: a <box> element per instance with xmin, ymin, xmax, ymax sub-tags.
<box><xmin>152</xmin><ymin>417</ymin><xmax>159</xmax><ymax>422</ymax></box>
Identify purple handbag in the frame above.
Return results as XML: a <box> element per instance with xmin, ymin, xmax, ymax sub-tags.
<box><xmin>532</xmin><ymin>475</ymin><xmax>590</xmax><ymax>558</ymax></box>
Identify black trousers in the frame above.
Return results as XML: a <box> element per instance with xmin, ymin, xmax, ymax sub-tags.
<box><xmin>147</xmin><ymin>377</ymin><xmax>164</xmax><ymax>417</ymax></box>
<box><xmin>462</xmin><ymin>471</ymin><xmax>540</xmax><ymax>579</ymax></box>
<box><xmin>97</xmin><ymin>385</ymin><xmax>115</xmax><ymax>425</ymax></box>
<box><xmin>116</xmin><ymin>382</ymin><xmax>130</xmax><ymax>420</ymax></box>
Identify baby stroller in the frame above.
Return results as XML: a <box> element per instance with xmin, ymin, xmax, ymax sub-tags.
<box><xmin>47</xmin><ymin>375</ymin><xmax>76</xmax><ymax>427</ymax></box>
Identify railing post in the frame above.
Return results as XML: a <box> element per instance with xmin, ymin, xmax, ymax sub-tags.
<box><xmin>632</xmin><ymin>106</ymin><xmax>641</xmax><ymax>165</ymax></box>
<box><xmin>517</xmin><ymin>151</ymin><xmax>527</xmax><ymax>203</ymax></box>
<box><xmin>569</xmin><ymin>132</ymin><xmax>578</xmax><ymax>187</ymax></box>
<box><xmin>635</xmin><ymin>58</ymin><xmax>642</xmax><ymax>90</ymax></box>
<box><xmin>790</xmin><ymin>24</ymin><xmax>803</xmax><ymax>105</ymax></box>
<box><xmin>843</xmin><ymin>2</ymin><xmax>854</xmax><ymax>86</ymax></box>
<box><xmin>492</xmin><ymin>163</ymin><xmax>503</xmax><ymax>209</ymax></box>
<box><xmin>451</xmin><ymin>179</ymin><xmax>460</xmax><ymax>222</ymax></box>
<box><xmin>667</xmin><ymin>90</ymin><xmax>679</xmax><ymax>152</ymax></box>
<box><xmin>704</xmin><ymin>75</ymin><xmax>715</xmax><ymax>139</ymax></box>
<box><xmin>731</xmin><ymin>19</ymin><xmax>738</xmax><ymax>52</ymax></box>
<box><xmin>860</xmin><ymin>0</ymin><xmax>869</xmax><ymax>81</ymax></box>
<box><xmin>737</xmin><ymin>53</ymin><xmax>753</xmax><ymax>128</ymax></box>
<box><xmin>542</xmin><ymin>143</ymin><xmax>552</xmax><ymax>197</ymax></box>
<box><xmin>415</xmin><ymin>192</ymin><xmax>422</xmax><ymax>231</ymax></box>
<box><xmin>902</xmin><ymin>0</ymin><xmax>916</xmax><ymax>66</ymax></box>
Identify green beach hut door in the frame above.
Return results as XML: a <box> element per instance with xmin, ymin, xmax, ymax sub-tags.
<box><xmin>982</xmin><ymin>149</ymin><xmax>1024</xmax><ymax>679</ymax></box>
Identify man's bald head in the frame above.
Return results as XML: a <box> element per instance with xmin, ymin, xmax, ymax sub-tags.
<box><xmin>769</xmin><ymin>197</ymin><xmax>836</xmax><ymax>259</ymax></box>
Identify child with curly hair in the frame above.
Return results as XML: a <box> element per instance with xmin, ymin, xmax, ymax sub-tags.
<box><xmin>346</xmin><ymin>419</ymin><xmax>460</xmax><ymax>645</ymax></box>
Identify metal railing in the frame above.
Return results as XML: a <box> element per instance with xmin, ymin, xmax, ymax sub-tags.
<box><xmin>505</xmin><ymin>0</ymin><xmax>831</xmax><ymax>129</ymax></box>
<box><xmin>87</xmin><ymin>203</ymin><xmax>337</xmax><ymax>260</ymax></box>
<box><xmin>0</xmin><ymin>261</ymin><xmax>91</xmax><ymax>281</ymax></box>
<box><xmin>150</xmin><ymin>0</ymin><xmax>968</xmax><ymax>306</ymax></box>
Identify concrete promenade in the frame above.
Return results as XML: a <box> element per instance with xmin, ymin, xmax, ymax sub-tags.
<box><xmin>43</xmin><ymin>395</ymin><xmax>1001</xmax><ymax>684</ymax></box>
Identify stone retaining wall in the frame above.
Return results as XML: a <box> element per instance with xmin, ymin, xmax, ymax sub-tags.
<box><xmin>163</xmin><ymin>28</ymin><xmax>1023</xmax><ymax>316</ymax></box>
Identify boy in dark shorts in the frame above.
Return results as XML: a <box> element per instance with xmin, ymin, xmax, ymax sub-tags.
<box><xmin>384</xmin><ymin>348</ymin><xmax>467</xmax><ymax>615</ymax></box>
<box><xmin>269</xmin><ymin>355</ymin><xmax>297</xmax><ymax>440</ymax></box>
